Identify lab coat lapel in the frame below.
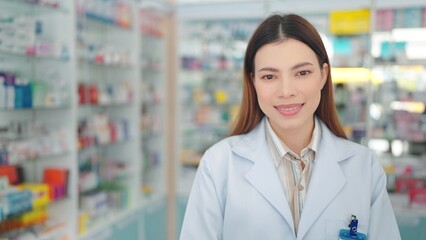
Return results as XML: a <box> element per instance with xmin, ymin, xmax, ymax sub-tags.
<box><xmin>244</xmin><ymin>149</ymin><xmax>295</xmax><ymax>233</ymax></box>
<box><xmin>296</xmin><ymin>122</ymin><xmax>353</xmax><ymax>240</ymax></box>
<box><xmin>231</xmin><ymin>118</ymin><xmax>295</xmax><ymax>234</ymax></box>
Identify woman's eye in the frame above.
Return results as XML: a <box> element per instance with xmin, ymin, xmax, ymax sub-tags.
<box><xmin>296</xmin><ymin>70</ymin><xmax>310</xmax><ymax>76</ymax></box>
<box><xmin>262</xmin><ymin>74</ymin><xmax>274</xmax><ymax>80</ymax></box>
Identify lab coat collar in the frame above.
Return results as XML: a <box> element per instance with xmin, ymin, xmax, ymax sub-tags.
<box><xmin>231</xmin><ymin>117</ymin><xmax>356</xmax><ymax>239</ymax></box>
<box><xmin>231</xmin><ymin>117</ymin><xmax>296</xmax><ymax>235</ymax></box>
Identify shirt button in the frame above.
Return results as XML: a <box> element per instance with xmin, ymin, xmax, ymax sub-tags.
<box><xmin>298</xmin><ymin>184</ymin><xmax>304</xmax><ymax>191</ymax></box>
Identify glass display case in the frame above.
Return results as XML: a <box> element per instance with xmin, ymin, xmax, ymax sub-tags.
<box><xmin>369</xmin><ymin>6</ymin><xmax>426</xmax><ymax>239</ymax></box>
<box><xmin>177</xmin><ymin>18</ymin><xmax>259</xmax><ymax>194</ymax></box>
<box><xmin>75</xmin><ymin>1</ymin><xmax>141</xmax><ymax>239</ymax></box>
<box><xmin>0</xmin><ymin>0</ymin><xmax>75</xmax><ymax>239</ymax></box>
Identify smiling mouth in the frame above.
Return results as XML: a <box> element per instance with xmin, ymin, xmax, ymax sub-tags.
<box><xmin>276</xmin><ymin>104</ymin><xmax>303</xmax><ymax>111</ymax></box>
<box><xmin>275</xmin><ymin>103</ymin><xmax>304</xmax><ymax>116</ymax></box>
<box><xmin>277</xmin><ymin>105</ymin><xmax>301</xmax><ymax>111</ymax></box>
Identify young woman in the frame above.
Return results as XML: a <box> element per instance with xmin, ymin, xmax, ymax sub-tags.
<box><xmin>180</xmin><ymin>13</ymin><xmax>401</xmax><ymax>240</ymax></box>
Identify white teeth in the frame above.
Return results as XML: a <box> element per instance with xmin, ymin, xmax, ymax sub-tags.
<box><xmin>278</xmin><ymin>106</ymin><xmax>299</xmax><ymax>111</ymax></box>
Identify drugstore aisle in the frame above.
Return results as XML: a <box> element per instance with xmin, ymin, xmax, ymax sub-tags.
<box><xmin>0</xmin><ymin>0</ymin><xmax>173</xmax><ymax>239</ymax></box>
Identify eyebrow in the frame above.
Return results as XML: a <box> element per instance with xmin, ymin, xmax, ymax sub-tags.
<box><xmin>257</xmin><ymin>67</ymin><xmax>279</xmax><ymax>72</ymax></box>
<box><xmin>257</xmin><ymin>62</ymin><xmax>314</xmax><ymax>72</ymax></box>
<box><xmin>291</xmin><ymin>62</ymin><xmax>314</xmax><ymax>70</ymax></box>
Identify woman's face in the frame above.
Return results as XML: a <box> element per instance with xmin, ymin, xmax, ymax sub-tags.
<box><xmin>253</xmin><ymin>38</ymin><xmax>328</xmax><ymax>136</ymax></box>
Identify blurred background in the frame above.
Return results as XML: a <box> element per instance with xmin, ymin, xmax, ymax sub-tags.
<box><xmin>0</xmin><ymin>0</ymin><xmax>425</xmax><ymax>239</ymax></box>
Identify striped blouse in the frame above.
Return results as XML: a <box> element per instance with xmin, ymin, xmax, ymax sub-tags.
<box><xmin>265</xmin><ymin>117</ymin><xmax>321</xmax><ymax>235</ymax></box>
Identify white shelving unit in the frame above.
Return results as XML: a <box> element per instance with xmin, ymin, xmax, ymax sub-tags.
<box><xmin>138</xmin><ymin>1</ymin><xmax>172</xmax><ymax>239</ymax></box>
<box><xmin>0</xmin><ymin>0</ymin><xmax>77</xmax><ymax>239</ymax></box>
<box><xmin>139</xmin><ymin>3</ymin><xmax>167</xmax><ymax>203</ymax></box>
<box><xmin>0</xmin><ymin>0</ymin><xmax>174</xmax><ymax>239</ymax></box>
<box><xmin>75</xmin><ymin>1</ymin><xmax>142</xmax><ymax>239</ymax></box>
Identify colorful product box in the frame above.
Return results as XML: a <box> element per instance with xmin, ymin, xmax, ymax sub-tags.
<box><xmin>395</xmin><ymin>177</ymin><xmax>426</xmax><ymax>193</ymax></box>
<box><xmin>43</xmin><ymin>168</ymin><xmax>68</xmax><ymax>200</ymax></box>
<box><xmin>18</xmin><ymin>183</ymin><xmax>50</xmax><ymax>208</ymax></box>
<box><xmin>0</xmin><ymin>188</ymin><xmax>33</xmax><ymax>218</ymax></box>
<box><xmin>0</xmin><ymin>208</ymin><xmax>47</xmax><ymax>233</ymax></box>
<box><xmin>409</xmin><ymin>188</ymin><xmax>426</xmax><ymax>209</ymax></box>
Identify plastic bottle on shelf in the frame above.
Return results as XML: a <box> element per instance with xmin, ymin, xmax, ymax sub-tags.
<box><xmin>39</xmin><ymin>0</ymin><xmax>60</xmax><ymax>8</ymax></box>
<box><xmin>3</xmin><ymin>72</ymin><xmax>15</xmax><ymax>109</ymax></box>
<box><xmin>22</xmin><ymin>79</ymin><xmax>32</xmax><ymax>108</ymax></box>
<box><xmin>30</xmin><ymin>80</ymin><xmax>47</xmax><ymax>108</ymax></box>
<box><xmin>14</xmin><ymin>78</ymin><xmax>25</xmax><ymax>109</ymax></box>
<box><xmin>0</xmin><ymin>143</ymin><xmax>9</xmax><ymax>165</ymax></box>
<box><xmin>116</xmin><ymin>2</ymin><xmax>132</xmax><ymax>28</ymax></box>
<box><xmin>420</xmin><ymin>107</ymin><xmax>426</xmax><ymax>141</ymax></box>
<box><xmin>0</xmin><ymin>75</ymin><xmax>6</xmax><ymax>109</ymax></box>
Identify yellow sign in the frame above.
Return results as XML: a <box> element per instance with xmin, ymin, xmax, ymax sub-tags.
<box><xmin>330</xmin><ymin>9</ymin><xmax>370</xmax><ymax>35</ymax></box>
<box><xmin>331</xmin><ymin>68</ymin><xmax>370</xmax><ymax>83</ymax></box>
<box><xmin>331</xmin><ymin>67</ymin><xmax>383</xmax><ymax>85</ymax></box>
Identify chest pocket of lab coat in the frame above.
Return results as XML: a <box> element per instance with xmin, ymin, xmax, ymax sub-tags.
<box><xmin>326</xmin><ymin>219</ymin><xmax>368</xmax><ymax>240</ymax></box>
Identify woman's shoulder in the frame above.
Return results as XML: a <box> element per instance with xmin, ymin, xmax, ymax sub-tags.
<box><xmin>204</xmin><ymin>134</ymin><xmax>246</xmax><ymax>157</ymax></box>
<box><xmin>333</xmin><ymin>136</ymin><xmax>380</xmax><ymax>167</ymax></box>
<box><xmin>198</xmin><ymin>132</ymin><xmax>252</xmax><ymax>169</ymax></box>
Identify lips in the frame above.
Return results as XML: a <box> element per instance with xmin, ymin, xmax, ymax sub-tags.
<box><xmin>275</xmin><ymin>103</ymin><xmax>304</xmax><ymax>116</ymax></box>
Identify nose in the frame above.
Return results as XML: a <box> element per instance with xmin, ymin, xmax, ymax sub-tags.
<box><xmin>277</xmin><ymin>77</ymin><xmax>296</xmax><ymax>98</ymax></box>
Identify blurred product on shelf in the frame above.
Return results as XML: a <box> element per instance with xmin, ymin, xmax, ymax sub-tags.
<box><xmin>78</xmin><ymin>150</ymin><xmax>131</xmax><ymax>235</ymax></box>
<box><xmin>78</xmin><ymin>80</ymin><xmax>133</xmax><ymax>106</ymax></box>
<box><xmin>0</xmin><ymin>14</ymin><xmax>69</xmax><ymax>59</ymax></box>
<box><xmin>139</xmin><ymin>8</ymin><xmax>164</xmax><ymax>38</ymax></box>
<box><xmin>0</xmin><ymin>121</ymin><xmax>70</xmax><ymax>164</ymax></box>
<box><xmin>77</xmin><ymin>114</ymin><xmax>131</xmax><ymax>150</ymax></box>
<box><xmin>24</xmin><ymin>0</ymin><xmax>60</xmax><ymax>8</ymax></box>
<box><xmin>76</xmin><ymin>0</ymin><xmax>132</xmax><ymax>28</ymax></box>
<box><xmin>0</xmin><ymin>165</ymin><xmax>69</xmax><ymax>232</ymax></box>
<box><xmin>0</xmin><ymin>70</ymin><xmax>70</xmax><ymax>110</ymax></box>
<box><xmin>43</xmin><ymin>168</ymin><xmax>68</xmax><ymax>200</ymax></box>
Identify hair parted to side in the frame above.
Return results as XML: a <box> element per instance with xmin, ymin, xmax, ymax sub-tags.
<box><xmin>230</xmin><ymin>13</ymin><xmax>347</xmax><ymax>139</ymax></box>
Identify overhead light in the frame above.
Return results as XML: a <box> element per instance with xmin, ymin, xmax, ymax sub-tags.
<box><xmin>406</xmin><ymin>42</ymin><xmax>426</xmax><ymax>60</ymax></box>
<box><xmin>391</xmin><ymin>140</ymin><xmax>405</xmax><ymax>157</ymax></box>
<box><xmin>392</xmin><ymin>28</ymin><xmax>426</xmax><ymax>42</ymax></box>
<box><xmin>369</xmin><ymin>103</ymin><xmax>382</xmax><ymax>120</ymax></box>
<box><xmin>368</xmin><ymin>138</ymin><xmax>389</xmax><ymax>153</ymax></box>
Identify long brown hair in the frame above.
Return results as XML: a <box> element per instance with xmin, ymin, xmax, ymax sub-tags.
<box><xmin>230</xmin><ymin>13</ymin><xmax>346</xmax><ymax>139</ymax></box>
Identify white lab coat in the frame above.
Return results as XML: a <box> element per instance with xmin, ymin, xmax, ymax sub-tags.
<box><xmin>180</xmin><ymin>117</ymin><xmax>401</xmax><ymax>240</ymax></box>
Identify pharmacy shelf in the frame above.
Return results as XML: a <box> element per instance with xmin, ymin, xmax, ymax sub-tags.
<box><xmin>138</xmin><ymin>4</ymin><xmax>168</xmax><ymax>200</ymax></box>
<box><xmin>78</xmin><ymin>205</ymin><xmax>143</xmax><ymax>240</ymax></box>
<box><xmin>177</xmin><ymin>0</ymin><xmax>426</xmax><ymax>21</ymax></box>
<box><xmin>0</xmin><ymin>106</ymin><xmax>72</xmax><ymax>112</ymax></box>
<box><xmin>75</xmin><ymin>1</ymin><xmax>142</xmax><ymax>239</ymax></box>
<box><xmin>0</xmin><ymin>1</ymin><xmax>164</xmax><ymax>239</ymax></box>
<box><xmin>0</xmin><ymin>51</ymin><xmax>69</xmax><ymax>62</ymax></box>
<box><xmin>0</xmin><ymin>0</ymin><xmax>77</xmax><ymax>239</ymax></box>
<box><xmin>0</xmin><ymin>0</ymin><xmax>68</xmax><ymax>15</ymax></box>
<box><xmin>176</xmin><ymin>0</ymin><xmax>372</xmax><ymax>20</ymax></box>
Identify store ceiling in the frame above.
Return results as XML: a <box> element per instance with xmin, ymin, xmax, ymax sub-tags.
<box><xmin>178</xmin><ymin>0</ymin><xmax>253</xmax><ymax>3</ymax></box>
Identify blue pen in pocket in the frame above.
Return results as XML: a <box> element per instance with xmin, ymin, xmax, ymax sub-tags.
<box><xmin>338</xmin><ymin>215</ymin><xmax>367</xmax><ymax>240</ymax></box>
